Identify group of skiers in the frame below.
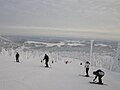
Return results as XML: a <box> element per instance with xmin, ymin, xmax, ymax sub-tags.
<box><xmin>84</xmin><ymin>61</ymin><xmax>105</xmax><ymax>84</ymax></box>
<box><xmin>15</xmin><ymin>52</ymin><xmax>105</xmax><ymax>85</ymax></box>
<box><xmin>15</xmin><ymin>52</ymin><xmax>49</xmax><ymax>67</ymax></box>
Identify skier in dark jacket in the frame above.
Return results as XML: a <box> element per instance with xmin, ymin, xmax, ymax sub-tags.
<box><xmin>93</xmin><ymin>69</ymin><xmax>105</xmax><ymax>84</ymax></box>
<box><xmin>16</xmin><ymin>52</ymin><xmax>20</xmax><ymax>62</ymax></box>
<box><xmin>43</xmin><ymin>54</ymin><xmax>49</xmax><ymax>67</ymax></box>
<box><xmin>85</xmin><ymin>61</ymin><xmax>90</xmax><ymax>77</ymax></box>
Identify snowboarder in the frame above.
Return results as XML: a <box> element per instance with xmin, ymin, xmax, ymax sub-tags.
<box><xmin>85</xmin><ymin>61</ymin><xmax>90</xmax><ymax>77</ymax></box>
<box><xmin>43</xmin><ymin>54</ymin><xmax>49</xmax><ymax>67</ymax></box>
<box><xmin>93</xmin><ymin>69</ymin><xmax>105</xmax><ymax>84</ymax></box>
<box><xmin>16</xmin><ymin>52</ymin><xmax>20</xmax><ymax>62</ymax></box>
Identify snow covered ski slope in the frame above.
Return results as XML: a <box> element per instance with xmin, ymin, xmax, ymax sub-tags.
<box><xmin>0</xmin><ymin>55</ymin><xmax>120</xmax><ymax>90</ymax></box>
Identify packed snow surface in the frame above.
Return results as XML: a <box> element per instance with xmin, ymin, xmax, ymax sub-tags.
<box><xmin>0</xmin><ymin>55</ymin><xmax>120</xmax><ymax>90</ymax></box>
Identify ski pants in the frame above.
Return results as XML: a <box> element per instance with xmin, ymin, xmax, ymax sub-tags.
<box><xmin>86</xmin><ymin>68</ymin><xmax>89</xmax><ymax>76</ymax></box>
<box><xmin>16</xmin><ymin>57</ymin><xmax>19</xmax><ymax>62</ymax></box>
<box><xmin>98</xmin><ymin>76</ymin><xmax>102</xmax><ymax>84</ymax></box>
<box><xmin>45</xmin><ymin>61</ymin><xmax>49</xmax><ymax>67</ymax></box>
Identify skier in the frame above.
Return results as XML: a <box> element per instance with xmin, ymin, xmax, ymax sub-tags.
<box><xmin>52</xmin><ymin>61</ymin><xmax>54</xmax><ymax>63</ymax></box>
<box><xmin>65</xmin><ymin>61</ymin><xmax>68</xmax><ymax>64</ymax></box>
<box><xmin>43</xmin><ymin>54</ymin><xmax>49</xmax><ymax>67</ymax></box>
<box><xmin>93</xmin><ymin>69</ymin><xmax>105</xmax><ymax>84</ymax></box>
<box><xmin>16</xmin><ymin>52</ymin><xmax>20</xmax><ymax>62</ymax></box>
<box><xmin>80</xmin><ymin>62</ymin><xmax>82</xmax><ymax>65</ymax></box>
<box><xmin>85</xmin><ymin>61</ymin><xmax>90</xmax><ymax>77</ymax></box>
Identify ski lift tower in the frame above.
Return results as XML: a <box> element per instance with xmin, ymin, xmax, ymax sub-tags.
<box><xmin>116</xmin><ymin>42</ymin><xmax>120</xmax><ymax>62</ymax></box>
<box><xmin>90</xmin><ymin>40</ymin><xmax>94</xmax><ymax>66</ymax></box>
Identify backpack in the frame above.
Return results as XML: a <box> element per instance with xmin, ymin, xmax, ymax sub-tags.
<box><xmin>93</xmin><ymin>70</ymin><xmax>105</xmax><ymax>77</ymax></box>
<box><xmin>98</xmin><ymin>71</ymin><xmax>104</xmax><ymax>76</ymax></box>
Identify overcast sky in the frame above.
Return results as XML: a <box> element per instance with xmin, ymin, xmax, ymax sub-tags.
<box><xmin>0</xmin><ymin>0</ymin><xmax>120</xmax><ymax>40</ymax></box>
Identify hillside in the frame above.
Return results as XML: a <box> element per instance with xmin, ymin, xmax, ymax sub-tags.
<box><xmin>0</xmin><ymin>35</ymin><xmax>120</xmax><ymax>72</ymax></box>
<box><xmin>0</xmin><ymin>55</ymin><xmax>120</xmax><ymax>90</ymax></box>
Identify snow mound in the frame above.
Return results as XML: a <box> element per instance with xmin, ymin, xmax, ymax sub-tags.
<box><xmin>25</xmin><ymin>41</ymin><xmax>65</xmax><ymax>47</ymax></box>
<box><xmin>94</xmin><ymin>44</ymin><xmax>112</xmax><ymax>48</ymax></box>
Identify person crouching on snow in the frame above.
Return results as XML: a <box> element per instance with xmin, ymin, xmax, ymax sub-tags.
<box><xmin>43</xmin><ymin>54</ymin><xmax>49</xmax><ymax>67</ymax></box>
<box><xmin>85</xmin><ymin>61</ymin><xmax>90</xmax><ymax>77</ymax></box>
<box><xmin>93</xmin><ymin>69</ymin><xmax>105</xmax><ymax>84</ymax></box>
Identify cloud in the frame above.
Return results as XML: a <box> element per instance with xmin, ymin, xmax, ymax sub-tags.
<box><xmin>0</xmin><ymin>25</ymin><xmax>120</xmax><ymax>40</ymax></box>
<box><xmin>0</xmin><ymin>0</ymin><xmax>120</xmax><ymax>29</ymax></box>
<box><xmin>0</xmin><ymin>0</ymin><xmax>120</xmax><ymax>40</ymax></box>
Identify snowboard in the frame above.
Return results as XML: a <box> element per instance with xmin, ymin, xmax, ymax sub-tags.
<box><xmin>89</xmin><ymin>82</ymin><xmax>107</xmax><ymax>85</ymax></box>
